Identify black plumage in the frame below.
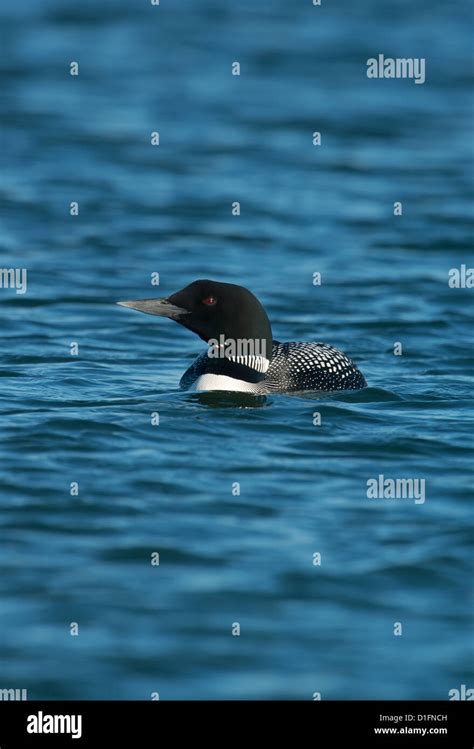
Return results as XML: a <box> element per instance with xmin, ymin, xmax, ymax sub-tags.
<box><xmin>180</xmin><ymin>341</ymin><xmax>366</xmax><ymax>393</ymax></box>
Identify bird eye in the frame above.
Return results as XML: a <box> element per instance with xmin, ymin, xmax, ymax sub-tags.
<box><xmin>202</xmin><ymin>296</ymin><xmax>217</xmax><ymax>306</ymax></box>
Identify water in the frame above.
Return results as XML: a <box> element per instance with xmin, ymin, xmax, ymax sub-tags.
<box><xmin>1</xmin><ymin>0</ymin><xmax>473</xmax><ymax>699</ymax></box>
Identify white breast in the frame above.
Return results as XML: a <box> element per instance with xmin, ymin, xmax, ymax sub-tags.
<box><xmin>192</xmin><ymin>373</ymin><xmax>259</xmax><ymax>393</ymax></box>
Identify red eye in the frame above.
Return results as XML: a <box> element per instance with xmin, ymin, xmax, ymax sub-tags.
<box><xmin>202</xmin><ymin>296</ymin><xmax>217</xmax><ymax>306</ymax></box>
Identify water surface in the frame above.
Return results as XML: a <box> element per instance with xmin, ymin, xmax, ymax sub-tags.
<box><xmin>1</xmin><ymin>0</ymin><xmax>473</xmax><ymax>699</ymax></box>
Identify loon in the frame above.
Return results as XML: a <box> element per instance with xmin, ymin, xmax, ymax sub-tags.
<box><xmin>117</xmin><ymin>280</ymin><xmax>366</xmax><ymax>393</ymax></box>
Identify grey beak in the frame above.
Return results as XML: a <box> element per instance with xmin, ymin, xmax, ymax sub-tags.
<box><xmin>117</xmin><ymin>298</ymin><xmax>189</xmax><ymax>319</ymax></box>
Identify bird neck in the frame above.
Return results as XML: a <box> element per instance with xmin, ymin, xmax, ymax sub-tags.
<box><xmin>203</xmin><ymin>334</ymin><xmax>271</xmax><ymax>383</ymax></box>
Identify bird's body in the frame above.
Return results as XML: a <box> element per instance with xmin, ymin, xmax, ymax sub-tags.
<box><xmin>118</xmin><ymin>280</ymin><xmax>366</xmax><ymax>394</ymax></box>
<box><xmin>180</xmin><ymin>341</ymin><xmax>366</xmax><ymax>393</ymax></box>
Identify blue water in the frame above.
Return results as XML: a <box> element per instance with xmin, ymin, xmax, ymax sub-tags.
<box><xmin>1</xmin><ymin>0</ymin><xmax>473</xmax><ymax>699</ymax></box>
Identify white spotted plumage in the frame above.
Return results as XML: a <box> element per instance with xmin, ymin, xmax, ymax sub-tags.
<box><xmin>180</xmin><ymin>341</ymin><xmax>366</xmax><ymax>393</ymax></box>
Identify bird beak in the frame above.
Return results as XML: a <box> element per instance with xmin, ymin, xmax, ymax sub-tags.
<box><xmin>117</xmin><ymin>298</ymin><xmax>190</xmax><ymax>319</ymax></box>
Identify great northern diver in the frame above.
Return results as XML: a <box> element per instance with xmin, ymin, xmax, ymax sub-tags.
<box><xmin>118</xmin><ymin>280</ymin><xmax>366</xmax><ymax>393</ymax></box>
